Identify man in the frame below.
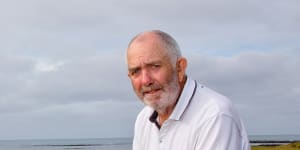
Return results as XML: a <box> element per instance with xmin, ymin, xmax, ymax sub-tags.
<box><xmin>126</xmin><ymin>30</ymin><xmax>250</xmax><ymax>150</ymax></box>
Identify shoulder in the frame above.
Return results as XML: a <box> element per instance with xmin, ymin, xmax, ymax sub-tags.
<box><xmin>188</xmin><ymin>83</ymin><xmax>240</xmax><ymax>122</ymax></box>
<box><xmin>133</xmin><ymin>106</ymin><xmax>155</xmax><ymax>143</ymax></box>
<box><xmin>135</xmin><ymin>106</ymin><xmax>153</xmax><ymax>127</ymax></box>
<box><xmin>189</xmin><ymin>82</ymin><xmax>247</xmax><ymax>131</ymax></box>
<box><xmin>197</xmin><ymin>84</ymin><xmax>233</xmax><ymax>110</ymax></box>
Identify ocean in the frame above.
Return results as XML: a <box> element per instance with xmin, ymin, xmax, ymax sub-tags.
<box><xmin>0</xmin><ymin>138</ymin><xmax>132</xmax><ymax>150</ymax></box>
<box><xmin>0</xmin><ymin>135</ymin><xmax>299</xmax><ymax>150</ymax></box>
<box><xmin>249</xmin><ymin>134</ymin><xmax>300</xmax><ymax>141</ymax></box>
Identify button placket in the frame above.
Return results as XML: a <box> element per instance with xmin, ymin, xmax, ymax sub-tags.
<box><xmin>158</xmin><ymin>120</ymin><xmax>173</xmax><ymax>150</ymax></box>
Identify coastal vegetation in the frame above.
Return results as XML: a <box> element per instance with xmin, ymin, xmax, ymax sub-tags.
<box><xmin>252</xmin><ymin>142</ymin><xmax>300</xmax><ymax>150</ymax></box>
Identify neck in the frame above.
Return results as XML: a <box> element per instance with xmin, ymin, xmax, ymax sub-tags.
<box><xmin>157</xmin><ymin>104</ymin><xmax>176</xmax><ymax>125</ymax></box>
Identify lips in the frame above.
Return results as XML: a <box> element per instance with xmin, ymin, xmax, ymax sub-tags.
<box><xmin>141</xmin><ymin>84</ymin><xmax>162</xmax><ymax>96</ymax></box>
<box><xmin>143</xmin><ymin>88</ymin><xmax>161</xmax><ymax>95</ymax></box>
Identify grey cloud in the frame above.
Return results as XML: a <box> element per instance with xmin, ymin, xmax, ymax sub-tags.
<box><xmin>187</xmin><ymin>51</ymin><xmax>300</xmax><ymax>102</ymax></box>
<box><xmin>1</xmin><ymin>0</ymin><xmax>299</xmax><ymax>59</ymax></box>
<box><xmin>0</xmin><ymin>55</ymin><xmax>36</xmax><ymax>113</ymax></box>
<box><xmin>26</xmin><ymin>55</ymin><xmax>132</xmax><ymax>103</ymax></box>
<box><xmin>0</xmin><ymin>100</ymin><xmax>142</xmax><ymax>139</ymax></box>
<box><xmin>0</xmin><ymin>52</ymin><xmax>136</xmax><ymax>115</ymax></box>
<box><xmin>0</xmin><ymin>51</ymin><xmax>141</xmax><ymax>139</ymax></box>
<box><xmin>186</xmin><ymin>51</ymin><xmax>300</xmax><ymax>134</ymax></box>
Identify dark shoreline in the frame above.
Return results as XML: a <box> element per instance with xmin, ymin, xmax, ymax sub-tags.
<box><xmin>250</xmin><ymin>140</ymin><xmax>300</xmax><ymax>146</ymax></box>
<box><xmin>251</xmin><ymin>140</ymin><xmax>300</xmax><ymax>143</ymax></box>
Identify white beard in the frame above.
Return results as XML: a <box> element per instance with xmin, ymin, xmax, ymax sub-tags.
<box><xmin>143</xmin><ymin>73</ymin><xmax>180</xmax><ymax>114</ymax></box>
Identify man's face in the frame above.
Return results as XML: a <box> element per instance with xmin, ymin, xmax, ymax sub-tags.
<box><xmin>127</xmin><ymin>37</ymin><xmax>180</xmax><ymax>111</ymax></box>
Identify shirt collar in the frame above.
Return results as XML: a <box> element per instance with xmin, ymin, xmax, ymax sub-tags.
<box><xmin>169</xmin><ymin>77</ymin><xmax>197</xmax><ymax>121</ymax></box>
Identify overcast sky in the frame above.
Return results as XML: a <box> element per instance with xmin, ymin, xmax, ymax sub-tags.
<box><xmin>0</xmin><ymin>0</ymin><xmax>299</xmax><ymax>140</ymax></box>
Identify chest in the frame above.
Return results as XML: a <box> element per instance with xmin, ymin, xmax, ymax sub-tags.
<box><xmin>142</xmin><ymin>120</ymin><xmax>198</xmax><ymax>150</ymax></box>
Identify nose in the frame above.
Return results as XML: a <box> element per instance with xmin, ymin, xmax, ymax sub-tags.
<box><xmin>141</xmin><ymin>69</ymin><xmax>153</xmax><ymax>86</ymax></box>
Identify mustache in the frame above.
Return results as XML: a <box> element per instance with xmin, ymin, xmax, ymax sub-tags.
<box><xmin>141</xmin><ymin>84</ymin><xmax>163</xmax><ymax>93</ymax></box>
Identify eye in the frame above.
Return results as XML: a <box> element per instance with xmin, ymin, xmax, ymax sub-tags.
<box><xmin>152</xmin><ymin>64</ymin><xmax>160</xmax><ymax>69</ymax></box>
<box><xmin>129</xmin><ymin>68</ymin><xmax>140</xmax><ymax>77</ymax></box>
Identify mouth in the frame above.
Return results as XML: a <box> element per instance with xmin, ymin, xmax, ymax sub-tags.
<box><xmin>143</xmin><ymin>88</ymin><xmax>161</xmax><ymax>95</ymax></box>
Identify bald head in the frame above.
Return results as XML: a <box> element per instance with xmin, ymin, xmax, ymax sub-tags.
<box><xmin>127</xmin><ymin>30</ymin><xmax>182</xmax><ymax>65</ymax></box>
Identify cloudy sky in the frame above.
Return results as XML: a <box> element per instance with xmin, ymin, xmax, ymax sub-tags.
<box><xmin>0</xmin><ymin>0</ymin><xmax>299</xmax><ymax>140</ymax></box>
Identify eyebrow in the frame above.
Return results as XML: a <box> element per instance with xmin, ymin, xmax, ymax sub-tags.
<box><xmin>128</xmin><ymin>66</ymin><xmax>139</xmax><ymax>73</ymax></box>
<box><xmin>128</xmin><ymin>60</ymin><xmax>162</xmax><ymax>71</ymax></box>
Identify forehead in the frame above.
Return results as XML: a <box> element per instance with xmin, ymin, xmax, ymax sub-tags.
<box><xmin>127</xmin><ymin>37</ymin><xmax>170</xmax><ymax>66</ymax></box>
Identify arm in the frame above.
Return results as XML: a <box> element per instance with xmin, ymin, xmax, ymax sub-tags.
<box><xmin>132</xmin><ymin>134</ymin><xmax>140</xmax><ymax>150</ymax></box>
<box><xmin>132</xmin><ymin>115</ymin><xmax>142</xmax><ymax>150</ymax></box>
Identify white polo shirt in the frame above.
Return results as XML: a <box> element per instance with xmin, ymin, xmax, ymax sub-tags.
<box><xmin>133</xmin><ymin>77</ymin><xmax>250</xmax><ymax>150</ymax></box>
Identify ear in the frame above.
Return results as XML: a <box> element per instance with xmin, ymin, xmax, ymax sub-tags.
<box><xmin>176</xmin><ymin>57</ymin><xmax>187</xmax><ymax>82</ymax></box>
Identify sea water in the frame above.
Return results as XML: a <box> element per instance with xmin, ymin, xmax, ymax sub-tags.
<box><xmin>0</xmin><ymin>138</ymin><xmax>132</xmax><ymax>150</ymax></box>
<box><xmin>249</xmin><ymin>134</ymin><xmax>300</xmax><ymax>141</ymax></box>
